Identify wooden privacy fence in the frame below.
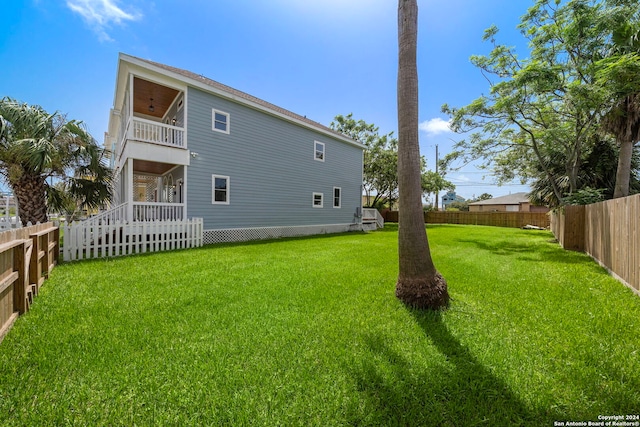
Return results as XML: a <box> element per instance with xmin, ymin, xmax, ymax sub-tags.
<box><xmin>550</xmin><ymin>205</ymin><xmax>586</xmax><ymax>252</ymax></box>
<box><xmin>0</xmin><ymin>223</ymin><xmax>59</xmax><ymax>342</ymax></box>
<box><xmin>382</xmin><ymin>210</ymin><xmax>550</xmax><ymax>229</ymax></box>
<box><xmin>62</xmin><ymin>218</ymin><xmax>203</xmax><ymax>261</ymax></box>
<box><xmin>551</xmin><ymin>194</ymin><xmax>640</xmax><ymax>294</ymax></box>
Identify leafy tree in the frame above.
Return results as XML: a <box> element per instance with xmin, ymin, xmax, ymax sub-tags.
<box><xmin>421</xmin><ymin>170</ymin><xmax>455</xmax><ymax>207</ymax></box>
<box><xmin>447</xmin><ymin>200</ymin><xmax>469</xmax><ymax>211</ymax></box>
<box><xmin>395</xmin><ymin>0</ymin><xmax>449</xmax><ymax>310</ymax></box>
<box><xmin>332</xmin><ymin>114</ymin><xmax>450</xmax><ymax>210</ymax></box>
<box><xmin>0</xmin><ymin>98</ymin><xmax>112</xmax><ymax>226</ymax></box>
<box><xmin>331</xmin><ymin>114</ymin><xmax>398</xmax><ymax>208</ymax></box>
<box><xmin>442</xmin><ymin>0</ymin><xmax>617</xmax><ymax>207</ymax></box>
<box><xmin>470</xmin><ymin>193</ymin><xmax>493</xmax><ymax>202</ymax></box>
<box><xmin>528</xmin><ymin>136</ymin><xmax>640</xmax><ymax>206</ymax></box>
<box><xmin>563</xmin><ymin>187</ymin><xmax>606</xmax><ymax>205</ymax></box>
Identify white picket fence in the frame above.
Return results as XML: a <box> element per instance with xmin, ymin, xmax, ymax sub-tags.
<box><xmin>62</xmin><ymin>218</ymin><xmax>203</xmax><ymax>261</ymax></box>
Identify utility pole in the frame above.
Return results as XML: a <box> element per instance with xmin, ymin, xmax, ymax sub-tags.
<box><xmin>434</xmin><ymin>144</ymin><xmax>439</xmax><ymax>210</ymax></box>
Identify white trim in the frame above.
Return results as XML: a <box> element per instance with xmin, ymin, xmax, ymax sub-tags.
<box><xmin>212</xmin><ymin>109</ymin><xmax>230</xmax><ymax>134</ymax></box>
<box><xmin>182</xmin><ymin>167</ymin><xmax>188</xmax><ymax>219</ymax></box>
<box><xmin>176</xmin><ymin>178</ymin><xmax>184</xmax><ymax>204</ymax></box>
<box><xmin>183</xmin><ymin>89</ymin><xmax>188</xmax><ymax>149</ymax></box>
<box><xmin>333</xmin><ymin>187</ymin><xmax>341</xmax><ymax>208</ymax></box>
<box><xmin>314</xmin><ymin>141</ymin><xmax>325</xmax><ymax>162</ymax></box>
<box><xmin>312</xmin><ymin>192</ymin><xmax>323</xmax><ymax>208</ymax></box>
<box><xmin>212</xmin><ymin>175</ymin><xmax>230</xmax><ymax>204</ymax></box>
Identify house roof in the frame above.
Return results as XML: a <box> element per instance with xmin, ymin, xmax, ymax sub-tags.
<box><xmin>468</xmin><ymin>192</ymin><xmax>530</xmax><ymax>206</ymax></box>
<box><xmin>120</xmin><ymin>53</ymin><xmax>363</xmax><ymax>149</ymax></box>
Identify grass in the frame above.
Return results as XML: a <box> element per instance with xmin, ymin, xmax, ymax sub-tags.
<box><xmin>1</xmin><ymin>224</ymin><xmax>639</xmax><ymax>425</ymax></box>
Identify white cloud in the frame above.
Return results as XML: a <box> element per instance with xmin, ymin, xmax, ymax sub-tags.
<box><xmin>454</xmin><ymin>174</ymin><xmax>472</xmax><ymax>183</ymax></box>
<box><xmin>66</xmin><ymin>0</ymin><xmax>141</xmax><ymax>41</ymax></box>
<box><xmin>419</xmin><ymin>117</ymin><xmax>452</xmax><ymax>136</ymax></box>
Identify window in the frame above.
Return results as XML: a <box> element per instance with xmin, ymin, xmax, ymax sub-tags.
<box><xmin>314</xmin><ymin>141</ymin><xmax>325</xmax><ymax>162</ymax></box>
<box><xmin>212</xmin><ymin>175</ymin><xmax>230</xmax><ymax>204</ymax></box>
<box><xmin>333</xmin><ymin>187</ymin><xmax>341</xmax><ymax>208</ymax></box>
<box><xmin>212</xmin><ymin>109</ymin><xmax>230</xmax><ymax>134</ymax></box>
<box><xmin>312</xmin><ymin>192</ymin><xmax>323</xmax><ymax>208</ymax></box>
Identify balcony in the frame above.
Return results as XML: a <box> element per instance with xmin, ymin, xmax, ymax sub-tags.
<box><xmin>115</xmin><ymin>116</ymin><xmax>189</xmax><ymax>169</ymax></box>
<box><xmin>131</xmin><ymin>117</ymin><xmax>184</xmax><ymax>148</ymax></box>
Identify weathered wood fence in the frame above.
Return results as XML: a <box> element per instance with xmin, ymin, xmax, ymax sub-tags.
<box><xmin>383</xmin><ymin>210</ymin><xmax>550</xmax><ymax>229</ymax></box>
<box><xmin>551</xmin><ymin>194</ymin><xmax>640</xmax><ymax>294</ymax></box>
<box><xmin>0</xmin><ymin>223</ymin><xmax>58</xmax><ymax>342</ymax></box>
<box><xmin>62</xmin><ymin>218</ymin><xmax>203</xmax><ymax>261</ymax></box>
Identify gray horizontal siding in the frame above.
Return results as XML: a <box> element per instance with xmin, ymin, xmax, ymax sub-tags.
<box><xmin>185</xmin><ymin>87</ymin><xmax>363</xmax><ymax>230</ymax></box>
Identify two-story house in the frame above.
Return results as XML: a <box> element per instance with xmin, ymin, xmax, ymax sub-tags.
<box><xmin>103</xmin><ymin>53</ymin><xmax>367</xmax><ymax>244</ymax></box>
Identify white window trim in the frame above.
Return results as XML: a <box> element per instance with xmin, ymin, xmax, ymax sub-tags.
<box><xmin>212</xmin><ymin>175</ymin><xmax>230</xmax><ymax>205</ymax></box>
<box><xmin>212</xmin><ymin>109</ymin><xmax>230</xmax><ymax>134</ymax></box>
<box><xmin>333</xmin><ymin>187</ymin><xmax>341</xmax><ymax>208</ymax></box>
<box><xmin>314</xmin><ymin>141</ymin><xmax>325</xmax><ymax>162</ymax></box>
<box><xmin>312</xmin><ymin>192</ymin><xmax>323</xmax><ymax>208</ymax></box>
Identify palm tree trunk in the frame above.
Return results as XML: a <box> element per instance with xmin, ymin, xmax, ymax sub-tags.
<box><xmin>613</xmin><ymin>137</ymin><xmax>634</xmax><ymax>198</ymax></box>
<box><xmin>611</xmin><ymin>94</ymin><xmax>640</xmax><ymax>199</ymax></box>
<box><xmin>396</xmin><ymin>0</ymin><xmax>449</xmax><ymax>309</ymax></box>
<box><xmin>12</xmin><ymin>174</ymin><xmax>48</xmax><ymax>226</ymax></box>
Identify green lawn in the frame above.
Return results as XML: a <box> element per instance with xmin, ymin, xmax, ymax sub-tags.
<box><xmin>1</xmin><ymin>224</ymin><xmax>639</xmax><ymax>426</ymax></box>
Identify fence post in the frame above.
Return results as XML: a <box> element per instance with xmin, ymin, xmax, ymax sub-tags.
<box><xmin>562</xmin><ymin>205</ymin><xmax>586</xmax><ymax>252</ymax></box>
<box><xmin>12</xmin><ymin>241</ymin><xmax>28</xmax><ymax>314</ymax></box>
<box><xmin>29</xmin><ymin>232</ymin><xmax>41</xmax><ymax>293</ymax></box>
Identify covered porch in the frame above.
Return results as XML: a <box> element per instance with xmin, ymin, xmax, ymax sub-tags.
<box><xmin>113</xmin><ymin>159</ymin><xmax>186</xmax><ymax>222</ymax></box>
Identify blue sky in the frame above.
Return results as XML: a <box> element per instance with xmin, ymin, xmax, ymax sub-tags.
<box><xmin>1</xmin><ymin>0</ymin><xmax>533</xmax><ymax>201</ymax></box>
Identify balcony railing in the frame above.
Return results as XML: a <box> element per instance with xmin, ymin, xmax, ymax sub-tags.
<box><xmin>130</xmin><ymin>117</ymin><xmax>185</xmax><ymax>148</ymax></box>
<box><xmin>133</xmin><ymin>202</ymin><xmax>184</xmax><ymax>222</ymax></box>
<box><xmin>362</xmin><ymin>208</ymin><xmax>384</xmax><ymax>229</ymax></box>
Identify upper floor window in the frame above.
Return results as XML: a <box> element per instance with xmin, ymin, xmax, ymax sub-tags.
<box><xmin>314</xmin><ymin>141</ymin><xmax>325</xmax><ymax>162</ymax></box>
<box><xmin>212</xmin><ymin>109</ymin><xmax>230</xmax><ymax>134</ymax></box>
<box><xmin>212</xmin><ymin>175</ymin><xmax>230</xmax><ymax>204</ymax></box>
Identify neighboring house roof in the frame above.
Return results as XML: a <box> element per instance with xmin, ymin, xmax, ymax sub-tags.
<box><xmin>468</xmin><ymin>192</ymin><xmax>530</xmax><ymax>206</ymax></box>
<box><xmin>119</xmin><ymin>53</ymin><xmax>363</xmax><ymax>149</ymax></box>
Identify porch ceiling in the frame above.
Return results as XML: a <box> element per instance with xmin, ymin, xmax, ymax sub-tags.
<box><xmin>133</xmin><ymin>77</ymin><xmax>179</xmax><ymax>119</ymax></box>
<box><xmin>133</xmin><ymin>159</ymin><xmax>176</xmax><ymax>175</ymax></box>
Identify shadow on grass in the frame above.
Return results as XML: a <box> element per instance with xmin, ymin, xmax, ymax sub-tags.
<box><xmin>454</xmin><ymin>236</ymin><xmax>607</xmax><ymax>269</ymax></box>
<box><xmin>349</xmin><ymin>310</ymin><xmax>561</xmax><ymax>426</ymax></box>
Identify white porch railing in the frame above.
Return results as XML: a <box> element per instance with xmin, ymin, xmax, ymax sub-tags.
<box><xmin>362</xmin><ymin>208</ymin><xmax>384</xmax><ymax>229</ymax></box>
<box><xmin>130</xmin><ymin>117</ymin><xmax>185</xmax><ymax>148</ymax></box>
<box><xmin>87</xmin><ymin>202</ymin><xmax>184</xmax><ymax>225</ymax></box>
<box><xmin>133</xmin><ymin>202</ymin><xmax>184</xmax><ymax>222</ymax></box>
<box><xmin>86</xmin><ymin>203</ymin><xmax>128</xmax><ymax>226</ymax></box>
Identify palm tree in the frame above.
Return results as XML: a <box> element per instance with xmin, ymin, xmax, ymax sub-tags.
<box><xmin>598</xmin><ymin>4</ymin><xmax>640</xmax><ymax>198</ymax></box>
<box><xmin>0</xmin><ymin>98</ymin><xmax>112</xmax><ymax>226</ymax></box>
<box><xmin>602</xmin><ymin>93</ymin><xmax>640</xmax><ymax>198</ymax></box>
<box><xmin>395</xmin><ymin>0</ymin><xmax>449</xmax><ymax>309</ymax></box>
